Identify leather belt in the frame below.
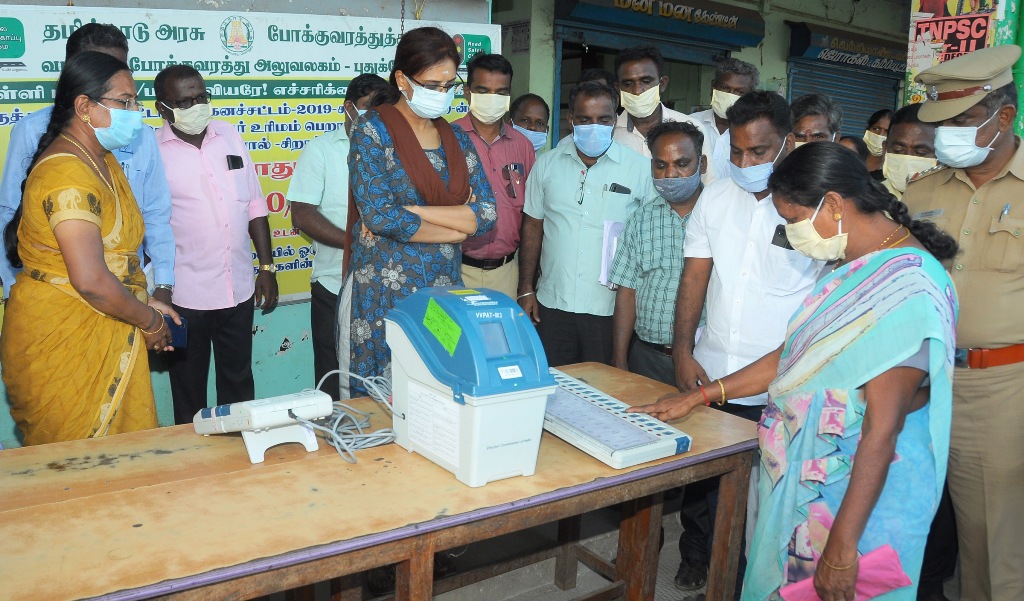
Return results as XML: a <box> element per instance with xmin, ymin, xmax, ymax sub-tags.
<box><xmin>638</xmin><ymin>337</ymin><xmax>673</xmax><ymax>357</ymax></box>
<box><xmin>462</xmin><ymin>251</ymin><xmax>516</xmax><ymax>270</ymax></box>
<box><xmin>955</xmin><ymin>343</ymin><xmax>1024</xmax><ymax>369</ymax></box>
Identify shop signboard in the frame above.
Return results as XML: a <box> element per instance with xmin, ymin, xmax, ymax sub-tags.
<box><xmin>0</xmin><ymin>6</ymin><xmax>499</xmax><ymax>301</ymax></box>
<box><xmin>789</xmin><ymin>22</ymin><xmax>907</xmax><ymax>74</ymax></box>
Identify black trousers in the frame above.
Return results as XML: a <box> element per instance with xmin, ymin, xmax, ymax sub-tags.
<box><xmin>168</xmin><ymin>295</ymin><xmax>256</xmax><ymax>425</ymax></box>
<box><xmin>536</xmin><ymin>303</ymin><xmax>613</xmax><ymax>367</ymax></box>
<box><xmin>627</xmin><ymin>336</ymin><xmax>676</xmax><ymax>387</ymax></box>
<box><xmin>918</xmin><ymin>480</ymin><xmax>959</xmax><ymax>596</ymax></box>
<box><xmin>679</xmin><ymin>402</ymin><xmax>764</xmax><ymax>564</ymax></box>
<box><xmin>310</xmin><ymin>281</ymin><xmax>340</xmax><ymax>399</ymax></box>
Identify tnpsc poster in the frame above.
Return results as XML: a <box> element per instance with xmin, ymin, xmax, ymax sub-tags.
<box><xmin>0</xmin><ymin>6</ymin><xmax>499</xmax><ymax>301</ymax></box>
<box><xmin>905</xmin><ymin>0</ymin><xmax>1001</xmax><ymax>104</ymax></box>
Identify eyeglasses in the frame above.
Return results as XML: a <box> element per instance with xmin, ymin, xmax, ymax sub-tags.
<box><xmin>407</xmin><ymin>74</ymin><xmax>462</xmax><ymax>93</ymax></box>
<box><xmin>502</xmin><ymin>163</ymin><xmax>524</xmax><ymax>198</ymax></box>
<box><xmin>96</xmin><ymin>97</ymin><xmax>143</xmax><ymax>112</ymax></box>
<box><xmin>576</xmin><ymin>169</ymin><xmax>588</xmax><ymax>205</ymax></box>
<box><xmin>164</xmin><ymin>92</ymin><xmax>213</xmax><ymax>110</ymax></box>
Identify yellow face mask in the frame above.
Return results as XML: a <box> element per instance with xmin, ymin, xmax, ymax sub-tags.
<box><xmin>784</xmin><ymin>195</ymin><xmax>848</xmax><ymax>261</ymax></box>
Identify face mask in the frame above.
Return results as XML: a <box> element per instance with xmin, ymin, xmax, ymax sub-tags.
<box><xmin>729</xmin><ymin>143</ymin><xmax>785</xmax><ymax>194</ymax></box>
<box><xmin>785</xmin><ymin>195</ymin><xmax>848</xmax><ymax>261</ymax></box>
<box><xmin>345</xmin><ymin>104</ymin><xmax>367</xmax><ymax>121</ymax></box>
<box><xmin>863</xmin><ymin>129</ymin><xmax>886</xmax><ymax>156</ymax></box>
<box><xmin>91</xmin><ymin>102</ymin><xmax>143</xmax><ymax>151</ymax></box>
<box><xmin>934</xmin><ymin>111</ymin><xmax>1001</xmax><ymax>168</ymax></box>
<box><xmin>162</xmin><ymin>102</ymin><xmax>213</xmax><ymax>136</ymax></box>
<box><xmin>513</xmin><ymin>123</ymin><xmax>548</xmax><ymax>152</ymax></box>
<box><xmin>573</xmin><ymin>123</ymin><xmax>614</xmax><ymax>158</ymax></box>
<box><xmin>654</xmin><ymin>159</ymin><xmax>703</xmax><ymax>204</ymax></box>
<box><xmin>711</xmin><ymin>89</ymin><xmax>741</xmax><ymax>120</ymax></box>
<box><xmin>403</xmin><ymin>78</ymin><xmax>455</xmax><ymax>120</ymax></box>
<box><xmin>883</xmin><ymin>153</ymin><xmax>937</xmax><ymax>193</ymax></box>
<box><xmin>620</xmin><ymin>86</ymin><xmax>661</xmax><ymax>119</ymax></box>
<box><xmin>469</xmin><ymin>93</ymin><xmax>510</xmax><ymax>124</ymax></box>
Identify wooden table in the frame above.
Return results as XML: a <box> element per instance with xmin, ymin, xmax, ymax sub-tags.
<box><xmin>0</xmin><ymin>363</ymin><xmax>757</xmax><ymax>601</ymax></box>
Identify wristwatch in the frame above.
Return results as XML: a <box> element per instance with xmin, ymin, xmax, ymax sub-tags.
<box><xmin>154</xmin><ymin>284</ymin><xmax>173</xmax><ymax>292</ymax></box>
<box><xmin>258</xmin><ymin>263</ymin><xmax>277</xmax><ymax>274</ymax></box>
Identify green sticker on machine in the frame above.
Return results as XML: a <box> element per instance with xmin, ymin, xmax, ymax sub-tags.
<box><xmin>423</xmin><ymin>298</ymin><xmax>462</xmax><ymax>356</ymax></box>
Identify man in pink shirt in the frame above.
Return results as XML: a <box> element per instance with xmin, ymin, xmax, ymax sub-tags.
<box><xmin>154</xmin><ymin>65</ymin><xmax>278</xmax><ymax>425</ymax></box>
<box><xmin>454</xmin><ymin>53</ymin><xmax>536</xmax><ymax>298</ymax></box>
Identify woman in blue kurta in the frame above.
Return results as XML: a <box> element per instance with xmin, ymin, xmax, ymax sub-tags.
<box><xmin>632</xmin><ymin>143</ymin><xmax>959</xmax><ymax>601</ymax></box>
<box><xmin>341</xmin><ymin>27</ymin><xmax>496</xmax><ymax>397</ymax></box>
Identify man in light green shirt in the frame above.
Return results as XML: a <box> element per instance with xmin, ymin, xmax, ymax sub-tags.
<box><xmin>518</xmin><ymin>81</ymin><xmax>654</xmax><ymax>367</ymax></box>
<box><xmin>286</xmin><ymin>74</ymin><xmax>389</xmax><ymax>398</ymax></box>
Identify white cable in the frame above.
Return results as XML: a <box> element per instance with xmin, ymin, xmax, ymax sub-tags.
<box><xmin>288</xmin><ymin>369</ymin><xmax>397</xmax><ymax>463</ymax></box>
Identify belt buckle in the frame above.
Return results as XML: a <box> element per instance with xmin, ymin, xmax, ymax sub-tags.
<box><xmin>954</xmin><ymin>348</ymin><xmax>971</xmax><ymax>369</ymax></box>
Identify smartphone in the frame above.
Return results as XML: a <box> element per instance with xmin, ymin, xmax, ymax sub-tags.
<box><xmin>608</xmin><ymin>183</ymin><xmax>631</xmax><ymax>194</ymax></box>
<box><xmin>226</xmin><ymin>154</ymin><xmax>244</xmax><ymax>170</ymax></box>
<box><xmin>163</xmin><ymin>314</ymin><xmax>188</xmax><ymax>348</ymax></box>
<box><xmin>771</xmin><ymin>224</ymin><xmax>794</xmax><ymax>250</ymax></box>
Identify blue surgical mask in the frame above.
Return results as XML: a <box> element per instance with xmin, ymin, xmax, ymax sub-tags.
<box><xmin>934</xmin><ymin>110</ymin><xmax>1000</xmax><ymax>168</ymax></box>
<box><xmin>91</xmin><ymin>102</ymin><xmax>143</xmax><ymax>151</ymax></box>
<box><xmin>513</xmin><ymin>123</ymin><xmax>548</xmax><ymax>152</ymax></box>
<box><xmin>654</xmin><ymin>158</ymin><xmax>703</xmax><ymax>204</ymax></box>
<box><xmin>729</xmin><ymin>143</ymin><xmax>785</xmax><ymax>194</ymax></box>
<box><xmin>573</xmin><ymin>123</ymin><xmax>613</xmax><ymax>158</ymax></box>
<box><xmin>403</xmin><ymin>79</ymin><xmax>455</xmax><ymax>120</ymax></box>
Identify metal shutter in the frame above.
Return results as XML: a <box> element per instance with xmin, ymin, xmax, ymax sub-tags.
<box><xmin>787</xmin><ymin>59</ymin><xmax>902</xmax><ymax>137</ymax></box>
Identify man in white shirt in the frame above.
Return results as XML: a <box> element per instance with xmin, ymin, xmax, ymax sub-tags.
<box><xmin>688</xmin><ymin>58</ymin><xmax>759</xmax><ymax>183</ymax></box>
<box><xmin>287</xmin><ymin>73</ymin><xmax>389</xmax><ymax>399</ymax></box>
<box><xmin>670</xmin><ymin>91</ymin><xmax>823</xmax><ymax>595</ymax></box>
<box><xmin>612</xmin><ymin>45</ymin><xmax>715</xmax><ymax>183</ymax></box>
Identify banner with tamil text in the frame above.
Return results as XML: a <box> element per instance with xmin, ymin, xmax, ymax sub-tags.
<box><xmin>0</xmin><ymin>6</ymin><xmax>499</xmax><ymax>301</ymax></box>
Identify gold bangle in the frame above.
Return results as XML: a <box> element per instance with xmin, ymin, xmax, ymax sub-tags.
<box><xmin>717</xmin><ymin>379</ymin><xmax>726</xmax><ymax>406</ymax></box>
<box><xmin>820</xmin><ymin>554</ymin><xmax>858</xmax><ymax>571</ymax></box>
<box><xmin>140</xmin><ymin>308</ymin><xmax>164</xmax><ymax>335</ymax></box>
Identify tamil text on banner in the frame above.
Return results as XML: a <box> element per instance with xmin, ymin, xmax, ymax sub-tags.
<box><xmin>0</xmin><ymin>6</ymin><xmax>499</xmax><ymax>301</ymax></box>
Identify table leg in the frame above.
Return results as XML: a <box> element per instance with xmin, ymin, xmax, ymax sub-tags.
<box><xmin>395</xmin><ymin>537</ymin><xmax>434</xmax><ymax>601</ymax></box>
<box><xmin>330</xmin><ymin>573</ymin><xmax>363</xmax><ymax>601</ymax></box>
<box><xmin>555</xmin><ymin>515</ymin><xmax>582</xmax><ymax>590</ymax></box>
<box><xmin>616</xmin><ymin>492</ymin><xmax>664</xmax><ymax>601</ymax></box>
<box><xmin>285</xmin><ymin>584</ymin><xmax>316</xmax><ymax>601</ymax></box>
<box><xmin>706</xmin><ymin>452</ymin><xmax>754</xmax><ymax>601</ymax></box>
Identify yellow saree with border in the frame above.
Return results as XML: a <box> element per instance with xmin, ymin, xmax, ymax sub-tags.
<box><xmin>1</xmin><ymin>152</ymin><xmax>157</xmax><ymax>445</ymax></box>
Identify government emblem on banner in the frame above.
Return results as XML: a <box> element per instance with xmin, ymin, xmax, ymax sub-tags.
<box><xmin>220</xmin><ymin>16</ymin><xmax>254</xmax><ymax>55</ymax></box>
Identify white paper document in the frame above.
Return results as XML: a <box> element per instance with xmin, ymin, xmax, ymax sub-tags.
<box><xmin>599</xmin><ymin>220</ymin><xmax>626</xmax><ymax>289</ymax></box>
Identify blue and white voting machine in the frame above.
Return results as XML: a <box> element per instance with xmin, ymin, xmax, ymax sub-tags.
<box><xmin>386</xmin><ymin>288</ymin><xmax>693</xmax><ymax>487</ymax></box>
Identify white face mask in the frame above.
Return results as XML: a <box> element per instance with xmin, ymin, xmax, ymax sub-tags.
<box><xmin>934</xmin><ymin>110</ymin><xmax>1001</xmax><ymax>168</ymax></box>
<box><xmin>784</xmin><ymin>195</ymin><xmax>848</xmax><ymax>261</ymax></box>
<box><xmin>469</xmin><ymin>93</ymin><xmax>510</xmax><ymax>124</ymax></box>
<box><xmin>403</xmin><ymin>78</ymin><xmax>456</xmax><ymax>120</ymax></box>
<box><xmin>163</xmin><ymin>102</ymin><xmax>213</xmax><ymax>136</ymax></box>
<box><xmin>711</xmin><ymin>89</ymin><xmax>741</xmax><ymax>120</ymax></box>
<box><xmin>620</xmin><ymin>86</ymin><xmax>661</xmax><ymax>119</ymax></box>
<box><xmin>883</xmin><ymin>153</ymin><xmax>938</xmax><ymax>193</ymax></box>
<box><xmin>863</xmin><ymin>129</ymin><xmax>886</xmax><ymax>156</ymax></box>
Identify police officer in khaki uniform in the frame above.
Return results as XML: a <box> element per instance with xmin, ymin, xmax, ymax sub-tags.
<box><xmin>904</xmin><ymin>45</ymin><xmax>1024</xmax><ymax>601</ymax></box>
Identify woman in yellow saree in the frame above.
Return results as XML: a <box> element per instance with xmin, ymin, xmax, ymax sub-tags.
<box><xmin>1</xmin><ymin>51</ymin><xmax>179</xmax><ymax>445</ymax></box>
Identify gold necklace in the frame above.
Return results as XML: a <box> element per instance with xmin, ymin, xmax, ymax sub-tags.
<box><xmin>875</xmin><ymin>224</ymin><xmax>904</xmax><ymax>251</ymax></box>
<box><xmin>60</xmin><ymin>133</ymin><xmax>115</xmax><ymax>194</ymax></box>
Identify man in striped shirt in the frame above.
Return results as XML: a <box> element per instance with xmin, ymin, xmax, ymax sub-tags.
<box><xmin>609</xmin><ymin>121</ymin><xmax>705</xmax><ymax>385</ymax></box>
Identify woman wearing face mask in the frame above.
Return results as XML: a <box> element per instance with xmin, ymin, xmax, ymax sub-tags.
<box><xmin>0</xmin><ymin>51</ymin><xmax>180</xmax><ymax>445</ymax></box>
<box><xmin>863</xmin><ymin>108</ymin><xmax>893</xmax><ymax>179</ymax></box>
<box><xmin>633</xmin><ymin>143</ymin><xmax>959</xmax><ymax>601</ymax></box>
<box><xmin>340</xmin><ymin>27</ymin><xmax>496</xmax><ymax>397</ymax></box>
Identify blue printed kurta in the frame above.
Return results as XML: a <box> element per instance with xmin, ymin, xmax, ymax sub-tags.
<box><xmin>346</xmin><ymin>111</ymin><xmax>496</xmax><ymax>395</ymax></box>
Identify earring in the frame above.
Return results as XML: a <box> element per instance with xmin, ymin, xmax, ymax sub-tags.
<box><xmin>81</xmin><ymin>115</ymin><xmax>90</xmax><ymax>123</ymax></box>
<box><xmin>833</xmin><ymin>213</ymin><xmax>842</xmax><ymax>221</ymax></box>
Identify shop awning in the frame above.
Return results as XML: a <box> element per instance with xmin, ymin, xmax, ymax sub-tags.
<box><xmin>556</xmin><ymin>0</ymin><xmax>766</xmax><ymax>51</ymax></box>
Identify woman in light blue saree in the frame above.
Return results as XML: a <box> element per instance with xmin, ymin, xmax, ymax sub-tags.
<box><xmin>633</xmin><ymin>143</ymin><xmax>959</xmax><ymax>601</ymax></box>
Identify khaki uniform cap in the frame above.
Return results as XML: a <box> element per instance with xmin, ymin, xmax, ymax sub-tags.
<box><xmin>914</xmin><ymin>45</ymin><xmax>1021</xmax><ymax>122</ymax></box>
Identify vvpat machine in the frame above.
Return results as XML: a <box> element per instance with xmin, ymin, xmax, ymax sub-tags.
<box><xmin>385</xmin><ymin>287</ymin><xmax>555</xmax><ymax>487</ymax></box>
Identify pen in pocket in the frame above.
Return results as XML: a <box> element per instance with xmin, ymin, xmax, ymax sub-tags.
<box><xmin>1000</xmin><ymin>203</ymin><xmax>1011</xmax><ymax>222</ymax></box>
